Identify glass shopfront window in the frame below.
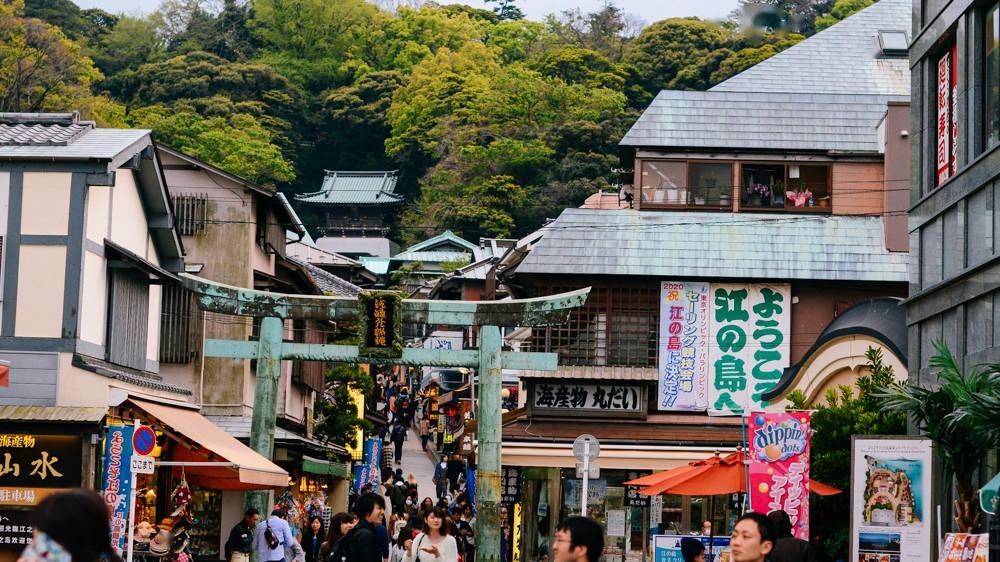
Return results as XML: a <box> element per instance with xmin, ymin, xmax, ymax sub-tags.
<box><xmin>741</xmin><ymin>163</ymin><xmax>831</xmax><ymax>211</ymax></box>
<box><xmin>986</xmin><ymin>2</ymin><xmax>999</xmax><ymax>151</ymax></box>
<box><xmin>640</xmin><ymin>161</ymin><xmax>686</xmax><ymax>206</ymax></box>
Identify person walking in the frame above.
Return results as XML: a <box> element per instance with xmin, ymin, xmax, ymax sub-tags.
<box><xmin>406</xmin><ymin>507</ymin><xmax>459</xmax><ymax>562</ymax></box>
<box><xmin>445</xmin><ymin>455</ymin><xmax>464</xmax><ymax>494</ymax></box>
<box><xmin>729</xmin><ymin>512</ymin><xmax>776</xmax><ymax>562</ymax></box>
<box><xmin>391</xmin><ymin>423</ymin><xmax>407</xmax><ymax>464</ymax></box>
<box><xmin>18</xmin><ymin>489</ymin><xmax>123</xmax><ymax>562</ymax></box>
<box><xmin>419</xmin><ymin>418</ymin><xmax>430</xmax><ymax>451</ymax></box>
<box><xmin>320</xmin><ymin>512</ymin><xmax>357</xmax><ymax>562</ymax></box>
<box><xmin>256</xmin><ymin>509</ymin><xmax>296</xmax><ymax>562</ymax></box>
<box><xmin>348</xmin><ymin>494</ymin><xmax>386</xmax><ymax>562</ymax></box>
<box><xmin>225</xmin><ymin>508</ymin><xmax>260</xmax><ymax>562</ymax></box>
<box><xmin>552</xmin><ymin>516</ymin><xmax>603</xmax><ymax>562</ymax></box>
<box><xmin>433</xmin><ymin>459</ymin><xmax>449</xmax><ymax>500</ymax></box>
<box><xmin>766</xmin><ymin>510</ymin><xmax>820</xmax><ymax>562</ymax></box>
<box><xmin>301</xmin><ymin>516</ymin><xmax>324</xmax><ymax>562</ymax></box>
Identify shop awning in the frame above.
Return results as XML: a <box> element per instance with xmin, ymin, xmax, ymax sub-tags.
<box><xmin>302</xmin><ymin>456</ymin><xmax>350</xmax><ymax>479</ymax></box>
<box><xmin>128</xmin><ymin>399</ymin><xmax>288</xmax><ymax>490</ymax></box>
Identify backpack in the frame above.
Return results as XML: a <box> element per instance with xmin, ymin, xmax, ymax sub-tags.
<box><xmin>327</xmin><ymin>531</ymin><xmax>353</xmax><ymax>562</ymax></box>
<box><xmin>264</xmin><ymin>522</ymin><xmax>280</xmax><ymax>550</ymax></box>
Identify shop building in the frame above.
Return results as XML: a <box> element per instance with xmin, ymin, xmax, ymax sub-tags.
<box><xmin>0</xmin><ymin>113</ymin><xmax>292</xmax><ymax>560</ymax></box>
<box><xmin>906</xmin><ymin>0</ymin><xmax>1000</xmax><ymax>532</ymax></box>
<box><xmin>491</xmin><ymin>2</ymin><xmax>913</xmax><ymax>560</ymax></box>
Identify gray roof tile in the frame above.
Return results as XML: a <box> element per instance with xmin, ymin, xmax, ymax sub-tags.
<box><xmin>516</xmin><ymin>208</ymin><xmax>908</xmax><ymax>282</ymax></box>
<box><xmin>296</xmin><ymin>170</ymin><xmax>403</xmax><ymax>205</ymax></box>
<box><xmin>288</xmin><ymin>256</ymin><xmax>362</xmax><ymax>297</ymax></box>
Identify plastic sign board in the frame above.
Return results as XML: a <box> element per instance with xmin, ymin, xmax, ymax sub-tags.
<box><xmin>132</xmin><ymin>426</ymin><xmax>156</xmax><ymax>456</ymax></box>
<box><xmin>130</xmin><ymin>455</ymin><xmax>155</xmax><ymax>475</ymax></box>
<box><xmin>357</xmin><ymin>291</ymin><xmax>402</xmax><ymax>358</ymax></box>
<box><xmin>748</xmin><ymin>412</ymin><xmax>810</xmax><ymax>538</ymax></box>
<box><xmin>657</xmin><ymin>281</ymin><xmax>709</xmax><ymax>411</ymax></box>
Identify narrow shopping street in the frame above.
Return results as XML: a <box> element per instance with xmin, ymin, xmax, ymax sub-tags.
<box><xmin>396</xmin><ymin>427</ymin><xmax>441</xmax><ymax>506</ymax></box>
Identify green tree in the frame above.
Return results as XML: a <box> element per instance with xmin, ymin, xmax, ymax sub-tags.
<box><xmin>709</xmin><ymin>32</ymin><xmax>804</xmax><ymax>84</ymax></box>
<box><xmin>814</xmin><ymin>0</ymin><xmax>875</xmax><ymax>31</ymax></box>
<box><xmin>484</xmin><ymin>0</ymin><xmax>524</xmax><ymax>21</ymax></box>
<box><xmin>786</xmin><ymin>347</ymin><xmax>906</xmax><ymax>557</ymax></box>
<box><xmin>130</xmin><ymin>106</ymin><xmax>295</xmax><ymax>186</ymax></box>
<box><xmin>315</xmin><ymin>363</ymin><xmax>373</xmax><ymax>450</ymax></box>
<box><xmin>90</xmin><ymin>15</ymin><xmax>165</xmax><ymax>78</ymax></box>
<box><xmin>876</xmin><ymin>341</ymin><xmax>1000</xmax><ymax>532</ymax></box>
<box><xmin>532</xmin><ymin>46</ymin><xmax>628</xmax><ymax>89</ymax></box>
<box><xmin>24</xmin><ymin>0</ymin><xmax>117</xmax><ymax>41</ymax></box>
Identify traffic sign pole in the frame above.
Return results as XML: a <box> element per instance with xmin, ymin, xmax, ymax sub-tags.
<box><xmin>581</xmin><ymin>440</ymin><xmax>590</xmax><ymax>516</ymax></box>
<box><xmin>126</xmin><ymin>420</ymin><xmax>139</xmax><ymax>562</ymax></box>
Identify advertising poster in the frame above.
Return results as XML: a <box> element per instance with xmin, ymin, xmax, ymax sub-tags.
<box><xmin>748</xmin><ymin>412</ymin><xmax>811</xmax><ymax>539</ymax></box>
<box><xmin>658</xmin><ymin>281</ymin><xmax>710</xmax><ymax>411</ymax></box>
<box><xmin>708</xmin><ymin>284</ymin><xmax>791</xmax><ymax>416</ymax></box>
<box><xmin>851</xmin><ymin>438</ymin><xmax>933</xmax><ymax>562</ymax></box>
<box><xmin>353</xmin><ymin>438</ymin><xmax>382</xmax><ymax>493</ymax></box>
<box><xmin>939</xmin><ymin>533</ymin><xmax>988</xmax><ymax>562</ymax></box>
<box><xmin>563</xmin><ymin>479</ymin><xmax>607</xmax><ymax>518</ymax></box>
<box><xmin>101</xmin><ymin>425</ymin><xmax>135</xmax><ymax>554</ymax></box>
<box><xmin>653</xmin><ymin>535</ymin><xmax>731</xmax><ymax>562</ymax></box>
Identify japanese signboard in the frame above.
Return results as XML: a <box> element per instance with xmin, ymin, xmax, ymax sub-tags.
<box><xmin>657</xmin><ymin>281</ymin><xmax>709</xmax><ymax>411</ymax></box>
<box><xmin>939</xmin><ymin>533</ymin><xmax>988</xmax><ymax>562</ymax></box>
<box><xmin>500</xmin><ymin>467</ymin><xmax>522</xmax><ymax>505</ymax></box>
<box><xmin>653</xmin><ymin>535</ymin><xmax>731</xmax><ymax>562</ymax></box>
<box><xmin>531</xmin><ymin>382</ymin><xmax>642</xmax><ymax>415</ymax></box>
<box><xmin>850</xmin><ymin>437</ymin><xmax>933</xmax><ymax>562</ymax></box>
<box><xmin>353</xmin><ymin>438</ymin><xmax>382</xmax><ymax>493</ymax></box>
<box><xmin>358</xmin><ymin>291</ymin><xmax>402</xmax><ymax>358</ymax></box>
<box><xmin>748</xmin><ymin>412</ymin><xmax>810</xmax><ymax>539</ymax></box>
<box><xmin>0</xmin><ymin>434</ymin><xmax>81</xmax><ymax>491</ymax></box>
<box><xmin>937</xmin><ymin>45</ymin><xmax>960</xmax><ymax>186</ymax></box>
<box><xmin>101</xmin><ymin>425</ymin><xmax>136</xmax><ymax>553</ymax></box>
<box><xmin>0</xmin><ymin>509</ymin><xmax>33</xmax><ymax>549</ymax></box>
<box><xmin>624</xmin><ymin>484</ymin><xmax>650</xmax><ymax>508</ymax></box>
<box><xmin>707</xmin><ymin>283</ymin><xmax>791</xmax><ymax>416</ymax></box>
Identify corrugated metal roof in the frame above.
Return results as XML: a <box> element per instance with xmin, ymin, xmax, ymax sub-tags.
<box><xmin>711</xmin><ymin>0</ymin><xmax>910</xmax><ymax>96</ymax></box>
<box><xmin>295</xmin><ymin>171</ymin><xmax>403</xmax><ymax>205</ymax></box>
<box><xmin>516</xmin><ymin>208</ymin><xmax>909</xmax><ymax>282</ymax></box>
<box><xmin>0</xmin><ymin>405</ymin><xmax>106</xmax><ymax>422</ymax></box>
<box><xmin>314</xmin><ymin>236</ymin><xmax>397</xmax><ymax>258</ymax></box>
<box><xmin>359</xmin><ymin>256</ymin><xmax>391</xmax><ymax>274</ymax></box>
<box><xmin>620</xmin><ymin>91</ymin><xmax>903</xmax><ymax>151</ymax></box>
<box><xmin>517</xmin><ymin>366</ymin><xmax>659</xmax><ymax>381</ymax></box>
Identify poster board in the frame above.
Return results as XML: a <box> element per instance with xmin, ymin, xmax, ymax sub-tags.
<box><xmin>850</xmin><ymin>437</ymin><xmax>933</xmax><ymax>562</ymax></box>
<box><xmin>748</xmin><ymin>412</ymin><xmax>810</xmax><ymax>538</ymax></box>
<box><xmin>652</xmin><ymin>535</ymin><xmax>731</xmax><ymax>562</ymax></box>
<box><xmin>657</xmin><ymin>281</ymin><xmax>709</xmax><ymax>411</ymax></box>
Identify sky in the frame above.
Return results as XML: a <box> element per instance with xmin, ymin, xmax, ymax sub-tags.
<box><xmin>72</xmin><ymin>0</ymin><xmax>741</xmax><ymax>24</ymax></box>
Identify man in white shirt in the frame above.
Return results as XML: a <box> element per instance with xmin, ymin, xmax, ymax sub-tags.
<box><xmin>255</xmin><ymin>509</ymin><xmax>296</xmax><ymax>562</ymax></box>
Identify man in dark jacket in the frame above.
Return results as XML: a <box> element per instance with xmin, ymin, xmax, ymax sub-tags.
<box><xmin>348</xmin><ymin>493</ymin><xmax>385</xmax><ymax>562</ymax></box>
<box><xmin>390</xmin><ymin>423</ymin><xmax>407</xmax><ymax>463</ymax></box>
<box><xmin>446</xmin><ymin>454</ymin><xmax>465</xmax><ymax>493</ymax></box>
<box><xmin>224</xmin><ymin>508</ymin><xmax>259</xmax><ymax>562</ymax></box>
<box><xmin>766</xmin><ymin>510</ymin><xmax>820</xmax><ymax>562</ymax></box>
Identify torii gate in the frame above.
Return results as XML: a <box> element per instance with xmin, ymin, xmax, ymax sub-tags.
<box><xmin>179</xmin><ymin>274</ymin><xmax>589</xmax><ymax>562</ymax></box>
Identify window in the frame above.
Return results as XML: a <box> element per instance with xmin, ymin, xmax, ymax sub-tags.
<box><xmin>936</xmin><ymin>43</ymin><xmax>959</xmax><ymax>185</ymax></box>
<box><xmin>986</xmin><ymin>3</ymin><xmax>999</xmax><ymax>151</ymax></box>
<box><xmin>740</xmin><ymin>163</ymin><xmax>831</xmax><ymax>210</ymax></box>
<box><xmin>107</xmin><ymin>269</ymin><xmax>149</xmax><ymax>371</ymax></box>
<box><xmin>639</xmin><ymin>161</ymin><xmax>732</xmax><ymax>208</ymax></box>
<box><xmin>159</xmin><ymin>284</ymin><xmax>195</xmax><ymax>364</ymax></box>
<box><xmin>172</xmin><ymin>194</ymin><xmax>207</xmax><ymax>236</ymax></box>
<box><xmin>878</xmin><ymin>30</ymin><xmax>909</xmax><ymax>56</ymax></box>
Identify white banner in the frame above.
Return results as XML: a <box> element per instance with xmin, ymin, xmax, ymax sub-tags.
<box><xmin>657</xmin><ymin>281</ymin><xmax>710</xmax><ymax>411</ymax></box>
<box><xmin>707</xmin><ymin>283</ymin><xmax>791</xmax><ymax>416</ymax></box>
<box><xmin>851</xmin><ymin>438</ymin><xmax>933</xmax><ymax>562</ymax></box>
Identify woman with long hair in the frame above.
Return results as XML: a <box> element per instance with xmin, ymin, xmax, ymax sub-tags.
<box><xmin>406</xmin><ymin>507</ymin><xmax>458</xmax><ymax>562</ymax></box>
<box><xmin>301</xmin><ymin>516</ymin><xmax>324</xmax><ymax>562</ymax></box>
<box><xmin>417</xmin><ymin>497</ymin><xmax>434</xmax><ymax>519</ymax></box>
<box><xmin>320</xmin><ymin>512</ymin><xmax>357</xmax><ymax>561</ymax></box>
<box><xmin>20</xmin><ymin>489</ymin><xmax>123</xmax><ymax>562</ymax></box>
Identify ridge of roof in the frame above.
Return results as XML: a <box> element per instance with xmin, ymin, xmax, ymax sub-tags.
<box><xmin>296</xmin><ymin>170</ymin><xmax>404</xmax><ymax>205</ymax></box>
<box><xmin>405</xmin><ymin>230</ymin><xmax>478</xmax><ymax>253</ymax></box>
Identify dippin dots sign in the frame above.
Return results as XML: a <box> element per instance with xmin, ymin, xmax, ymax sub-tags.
<box><xmin>748</xmin><ymin>412</ymin><xmax>811</xmax><ymax>540</ymax></box>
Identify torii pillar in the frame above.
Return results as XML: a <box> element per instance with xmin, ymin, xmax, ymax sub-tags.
<box><xmin>180</xmin><ymin>274</ymin><xmax>589</xmax><ymax>562</ymax></box>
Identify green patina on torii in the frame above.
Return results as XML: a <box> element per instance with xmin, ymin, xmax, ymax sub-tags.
<box><xmin>179</xmin><ymin>274</ymin><xmax>589</xmax><ymax>562</ymax></box>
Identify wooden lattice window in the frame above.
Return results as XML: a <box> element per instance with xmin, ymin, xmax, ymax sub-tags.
<box><xmin>159</xmin><ymin>284</ymin><xmax>196</xmax><ymax>364</ymax></box>
<box><xmin>172</xmin><ymin>194</ymin><xmax>207</xmax><ymax>236</ymax></box>
<box><xmin>107</xmin><ymin>269</ymin><xmax>149</xmax><ymax>370</ymax></box>
<box><xmin>530</xmin><ymin>285</ymin><xmax>658</xmax><ymax>367</ymax></box>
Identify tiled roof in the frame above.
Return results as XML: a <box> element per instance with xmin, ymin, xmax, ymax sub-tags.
<box><xmin>711</xmin><ymin>0</ymin><xmax>910</xmax><ymax>96</ymax></box>
<box><xmin>296</xmin><ymin>170</ymin><xmax>403</xmax><ymax>205</ymax></box>
<box><xmin>0</xmin><ymin>113</ymin><xmax>150</xmax><ymax>163</ymax></box>
<box><xmin>620</xmin><ymin>91</ymin><xmax>903</xmax><ymax>152</ymax></box>
<box><xmin>314</xmin><ymin>236</ymin><xmax>397</xmax><ymax>258</ymax></box>
<box><xmin>393</xmin><ymin>250</ymin><xmax>471</xmax><ymax>263</ymax></box>
<box><xmin>405</xmin><ymin>230</ymin><xmax>478</xmax><ymax>253</ymax></box>
<box><xmin>516</xmin><ymin>208</ymin><xmax>909</xmax><ymax>282</ymax></box>
<box><xmin>288</xmin><ymin>257</ymin><xmax>362</xmax><ymax>297</ymax></box>
<box><xmin>359</xmin><ymin>256</ymin><xmax>391</xmax><ymax>275</ymax></box>
<box><xmin>0</xmin><ymin>406</ymin><xmax>106</xmax><ymax>422</ymax></box>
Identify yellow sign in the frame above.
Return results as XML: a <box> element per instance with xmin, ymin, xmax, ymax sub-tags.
<box><xmin>0</xmin><ymin>487</ymin><xmax>65</xmax><ymax>506</ymax></box>
<box><xmin>345</xmin><ymin>385</ymin><xmax>365</xmax><ymax>459</ymax></box>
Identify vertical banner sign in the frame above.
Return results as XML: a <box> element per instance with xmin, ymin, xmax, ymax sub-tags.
<box><xmin>850</xmin><ymin>438</ymin><xmax>933</xmax><ymax>562</ymax></box>
<box><xmin>657</xmin><ymin>281</ymin><xmax>709</xmax><ymax>411</ymax></box>
<box><xmin>354</xmin><ymin>438</ymin><xmax>382</xmax><ymax>493</ymax></box>
<box><xmin>748</xmin><ymin>412</ymin><xmax>811</xmax><ymax>539</ymax></box>
<box><xmin>937</xmin><ymin>50</ymin><xmax>953</xmax><ymax>185</ymax></box>
<box><xmin>101</xmin><ymin>425</ymin><xmax>135</xmax><ymax>554</ymax></box>
<box><xmin>950</xmin><ymin>44</ymin><xmax>959</xmax><ymax>177</ymax></box>
<box><xmin>708</xmin><ymin>284</ymin><xmax>791</xmax><ymax>416</ymax></box>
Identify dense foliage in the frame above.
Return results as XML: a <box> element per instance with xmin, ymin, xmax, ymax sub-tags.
<box><xmin>12</xmin><ymin>0</ymin><xmax>852</xmax><ymax>239</ymax></box>
<box><xmin>786</xmin><ymin>347</ymin><xmax>906</xmax><ymax>558</ymax></box>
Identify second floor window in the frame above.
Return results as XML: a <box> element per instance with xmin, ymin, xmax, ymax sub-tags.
<box><xmin>986</xmin><ymin>2</ymin><xmax>999</xmax><ymax>151</ymax></box>
<box><xmin>640</xmin><ymin>161</ymin><xmax>733</xmax><ymax>208</ymax></box>
<box><xmin>740</xmin><ymin>163</ymin><xmax>831</xmax><ymax>211</ymax></box>
<box><xmin>107</xmin><ymin>269</ymin><xmax>149</xmax><ymax>371</ymax></box>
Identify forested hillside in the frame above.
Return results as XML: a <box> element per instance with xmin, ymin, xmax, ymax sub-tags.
<box><xmin>4</xmin><ymin>0</ymin><xmax>873</xmax><ymax>242</ymax></box>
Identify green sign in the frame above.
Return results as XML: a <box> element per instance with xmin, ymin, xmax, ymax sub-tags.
<box><xmin>357</xmin><ymin>291</ymin><xmax>403</xmax><ymax>358</ymax></box>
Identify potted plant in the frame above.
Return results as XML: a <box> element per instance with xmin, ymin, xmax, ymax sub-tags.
<box><xmin>748</xmin><ymin>183</ymin><xmax>771</xmax><ymax>207</ymax></box>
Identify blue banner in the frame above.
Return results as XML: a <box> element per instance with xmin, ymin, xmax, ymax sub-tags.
<box><xmin>353</xmin><ymin>438</ymin><xmax>383</xmax><ymax>493</ymax></box>
<box><xmin>466</xmin><ymin>467</ymin><xmax>476</xmax><ymax>514</ymax></box>
<box><xmin>653</xmin><ymin>535</ymin><xmax>731</xmax><ymax>562</ymax></box>
<box><xmin>101</xmin><ymin>425</ymin><xmax>135</xmax><ymax>554</ymax></box>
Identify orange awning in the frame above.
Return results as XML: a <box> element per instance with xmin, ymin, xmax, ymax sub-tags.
<box><xmin>129</xmin><ymin>399</ymin><xmax>288</xmax><ymax>490</ymax></box>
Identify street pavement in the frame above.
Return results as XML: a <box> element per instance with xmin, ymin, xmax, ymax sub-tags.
<box><xmin>398</xmin><ymin>427</ymin><xmax>440</xmax><ymax>504</ymax></box>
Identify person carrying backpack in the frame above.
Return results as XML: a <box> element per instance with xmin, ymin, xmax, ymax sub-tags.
<box><xmin>255</xmin><ymin>509</ymin><xmax>295</xmax><ymax>562</ymax></box>
<box><xmin>391</xmin><ymin>423</ymin><xmax>407</xmax><ymax>464</ymax></box>
<box><xmin>345</xmin><ymin>494</ymin><xmax>385</xmax><ymax>562</ymax></box>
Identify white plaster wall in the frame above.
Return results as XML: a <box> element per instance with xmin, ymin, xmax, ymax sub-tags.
<box><xmin>146</xmin><ymin>284</ymin><xmax>161</xmax><ymax>363</ymax></box>
<box><xmin>78</xmin><ymin>251</ymin><xmax>107</xmax><ymax>346</ymax></box>
<box><xmin>55</xmin><ymin>353</ymin><xmax>108</xmax><ymax>407</ymax></box>
<box><xmin>14</xmin><ymin>245</ymin><xmax>66</xmax><ymax>337</ymax></box>
<box><xmin>109</xmin><ymin>169</ymin><xmax>149</xmax><ymax>256</ymax></box>
<box><xmin>21</xmin><ymin>172</ymin><xmax>70</xmax><ymax>235</ymax></box>
<box><xmin>86</xmin><ymin>185</ymin><xmax>111</xmax><ymax>244</ymax></box>
<box><xmin>0</xmin><ymin>172</ymin><xmax>10</xmax><ymax>322</ymax></box>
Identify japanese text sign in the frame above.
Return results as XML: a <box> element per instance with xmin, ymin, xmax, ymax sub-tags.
<box><xmin>532</xmin><ymin>382</ymin><xmax>642</xmax><ymax>414</ymax></box>
<box><xmin>657</xmin><ymin>281</ymin><xmax>709</xmax><ymax>411</ymax></box>
<box><xmin>0</xmin><ymin>434</ymin><xmax>80</xmax><ymax>491</ymax></box>
<box><xmin>0</xmin><ymin>509</ymin><xmax>34</xmax><ymax>549</ymax></box>
<box><xmin>748</xmin><ymin>412</ymin><xmax>810</xmax><ymax>539</ymax></box>
<box><xmin>625</xmin><ymin>484</ymin><xmax>650</xmax><ymax>508</ymax></box>
<box><xmin>358</xmin><ymin>291</ymin><xmax>402</xmax><ymax>358</ymax></box>
<box><xmin>353</xmin><ymin>438</ymin><xmax>382</xmax><ymax>494</ymax></box>
<box><xmin>101</xmin><ymin>425</ymin><xmax>135</xmax><ymax>554</ymax></box>
<box><xmin>708</xmin><ymin>284</ymin><xmax>790</xmax><ymax>416</ymax></box>
<box><xmin>939</xmin><ymin>533</ymin><xmax>988</xmax><ymax>562</ymax></box>
<box><xmin>501</xmin><ymin>467</ymin><xmax>522</xmax><ymax>505</ymax></box>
